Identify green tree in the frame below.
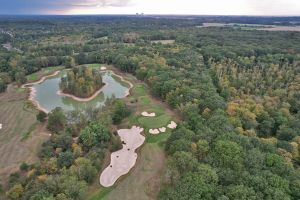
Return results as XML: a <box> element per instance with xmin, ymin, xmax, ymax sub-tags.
<box><xmin>79</xmin><ymin>122</ymin><xmax>110</xmax><ymax>149</ymax></box>
<box><xmin>64</xmin><ymin>56</ymin><xmax>75</xmax><ymax>68</ymax></box>
<box><xmin>6</xmin><ymin>184</ymin><xmax>24</xmax><ymax>199</ymax></box>
<box><xmin>112</xmin><ymin>100</ymin><xmax>130</xmax><ymax>124</ymax></box>
<box><xmin>47</xmin><ymin>107</ymin><xmax>66</xmax><ymax>133</ymax></box>
<box><xmin>70</xmin><ymin>157</ymin><xmax>97</xmax><ymax>183</ymax></box>
<box><xmin>225</xmin><ymin>185</ymin><xmax>257</xmax><ymax>200</ymax></box>
<box><xmin>210</xmin><ymin>140</ymin><xmax>244</xmax><ymax>169</ymax></box>
<box><xmin>166</xmin><ymin>172</ymin><xmax>215</xmax><ymax>200</ymax></box>
<box><xmin>57</xmin><ymin>151</ymin><xmax>74</xmax><ymax>168</ymax></box>
<box><xmin>36</xmin><ymin>111</ymin><xmax>47</xmax><ymax>122</ymax></box>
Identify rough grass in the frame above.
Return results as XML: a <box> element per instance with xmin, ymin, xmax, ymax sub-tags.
<box><xmin>88</xmin><ymin>187</ymin><xmax>114</xmax><ymax>200</ymax></box>
<box><xmin>81</xmin><ymin>63</ymin><xmax>102</xmax><ymax>69</ymax></box>
<box><xmin>26</xmin><ymin>66</ymin><xmax>63</xmax><ymax>82</ymax></box>
<box><xmin>90</xmin><ymin>144</ymin><xmax>166</xmax><ymax>200</ymax></box>
<box><xmin>133</xmin><ymin>84</ymin><xmax>146</xmax><ymax>96</ymax></box>
<box><xmin>0</xmin><ymin>85</ymin><xmax>49</xmax><ymax>183</ymax></box>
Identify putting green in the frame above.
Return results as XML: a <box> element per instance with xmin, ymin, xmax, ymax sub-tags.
<box><xmin>138</xmin><ymin>114</ymin><xmax>171</xmax><ymax>129</ymax></box>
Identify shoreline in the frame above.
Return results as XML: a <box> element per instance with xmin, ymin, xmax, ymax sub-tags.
<box><xmin>56</xmin><ymin>83</ymin><xmax>107</xmax><ymax>102</ymax></box>
<box><xmin>22</xmin><ymin>70</ymin><xmax>61</xmax><ymax>114</ymax></box>
<box><xmin>21</xmin><ymin>68</ymin><xmax>133</xmax><ymax>112</ymax></box>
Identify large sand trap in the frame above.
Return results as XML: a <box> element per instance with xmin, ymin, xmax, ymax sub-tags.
<box><xmin>100</xmin><ymin>66</ymin><xmax>107</xmax><ymax>70</ymax></box>
<box><xmin>167</xmin><ymin>121</ymin><xmax>177</xmax><ymax>129</ymax></box>
<box><xmin>149</xmin><ymin>129</ymin><xmax>160</xmax><ymax>135</ymax></box>
<box><xmin>100</xmin><ymin>126</ymin><xmax>145</xmax><ymax>187</ymax></box>
<box><xmin>141</xmin><ymin>111</ymin><xmax>156</xmax><ymax>117</ymax></box>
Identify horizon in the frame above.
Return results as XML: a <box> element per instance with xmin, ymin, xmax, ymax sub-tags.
<box><xmin>1</xmin><ymin>0</ymin><xmax>300</xmax><ymax>16</ymax></box>
<box><xmin>0</xmin><ymin>14</ymin><xmax>300</xmax><ymax>17</ymax></box>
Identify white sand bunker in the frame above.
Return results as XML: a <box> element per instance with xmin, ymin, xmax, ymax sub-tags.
<box><xmin>149</xmin><ymin>129</ymin><xmax>160</xmax><ymax>134</ymax></box>
<box><xmin>159</xmin><ymin>127</ymin><xmax>166</xmax><ymax>133</ymax></box>
<box><xmin>0</xmin><ymin>124</ymin><xmax>2</xmax><ymax>130</ymax></box>
<box><xmin>167</xmin><ymin>121</ymin><xmax>177</xmax><ymax>129</ymax></box>
<box><xmin>100</xmin><ymin>126</ymin><xmax>145</xmax><ymax>187</ymax></box>
<box><xmin>100</xmin><ymin>66</ymin><xmax>107</xmax><ymax>70</ymax></box>
<box><xmin>141</xmin><ymin>111</ymin><xmax>156</xmax><ymax>117</ymax></box>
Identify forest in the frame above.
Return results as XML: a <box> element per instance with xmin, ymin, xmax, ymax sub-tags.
<box><xmin>0</xmin><ymin>15</ymin><xmax>300</xmax><ymax>199</ymax></box>
<box><xmin>59</xmin><ymin>66</ymin><xmax>103</xmax><ymax>98</ymax></box>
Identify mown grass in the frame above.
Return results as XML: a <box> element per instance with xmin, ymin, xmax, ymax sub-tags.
<box><xmin>26</xmin><ymin>66</ymin><xmax>63</xmax><ymax>82</ymax></box>
<box><xmin>146</xmin><ymin>131</ymin><xmax>171</xmax><ymax>143</ymax></box>
<box><xmin>132</xmin><ymin>84</ymin><xmax>146</xmax><ymax>96</ymax></box>
<box><xmin>88</xmin><ymin>187</ymin><xmax>114</xmax><ymax>200</ymax></box>
<box><xmin>138</xmin><ymin>114</ymin><xmax>171</xmax><ymax>129</ymax></box>
<box><xmin>82</xmin><ymin>63</ymin><xmax>102</xmax><ymax>69</ymax></box>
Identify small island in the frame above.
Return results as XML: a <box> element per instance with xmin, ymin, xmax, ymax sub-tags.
<box><xmin>59</xmin><ymin>66</ymin><xmax>104</xmax><ymax>98</ymax></box>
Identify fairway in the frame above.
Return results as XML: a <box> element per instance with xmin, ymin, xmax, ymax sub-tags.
<box><xmin>0</xmin><ymin>85</ymin><xmax>49</xmax><ymax>182</ymax></box>
<box><xmin>90</xmin><ymin>144</ymin><xmax>166</xmax><ymax>200</ymax></box>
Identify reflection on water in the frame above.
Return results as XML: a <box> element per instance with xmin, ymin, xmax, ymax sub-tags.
<box><xmin>31</xmin><ymin>71</ymin><xmax>129</xmax><ymax>112</ymax></box>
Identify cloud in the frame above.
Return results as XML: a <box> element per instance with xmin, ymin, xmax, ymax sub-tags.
<box><xmin>0</xmin><ymin>0</ymin><xmax>299</xmax><ymax>15</ymax></box>
<box><xmin>0</xmin><ymin>0</ymin><xmax>132</xmax><ymax>14</ymax></box>
<box><xmin>244</xmin><ymin>0</ymin><xmax>300</xmax><ymax>15</ymax></box>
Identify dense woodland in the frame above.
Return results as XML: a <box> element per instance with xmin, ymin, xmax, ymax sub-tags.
<box><xmin>1</xmin><ymin>16</ymin><xmax>300</xmax><ymax>199</ymax></box>
<box><xmin>59</xmin><ymin>66</ymin><xmax>103</xmax><ymax>98</ymax></box>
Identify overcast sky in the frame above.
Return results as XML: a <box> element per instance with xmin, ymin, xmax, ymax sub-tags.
<box><xmin>0</xmin><ymin>0</ymin><xmax>299</xmax><ymax>15</ymax></box>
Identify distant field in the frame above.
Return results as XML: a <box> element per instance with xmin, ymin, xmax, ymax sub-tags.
<box><xmin>0</xmin><ymin>85</ymin><xmax>49</xmax><ymax>183</ymax></box>
<box><xmin>151</xmin><ymin>40</ymin><xmax>175</xmax><ymax>44</ymax></box>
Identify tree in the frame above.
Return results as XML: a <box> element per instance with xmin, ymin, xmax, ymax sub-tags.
<box><xmin>112</xmin><ymin>100</ymin><xmax>130</xmax><ymax>124</ymax></box>
<box><xmin>57</xmin><ymin>151</ymin><xmax>74</xmax><ymax>168</ymax></box>
<box><xmin>210</xmin><ymin>140</ymin><xmax>244</xmax><ymax>169</ymax></box>
<box><xmin>225</xmin><ymin>185</ymin><xmax>257</xmax><ymax>200</ymax></box>
<box><xmin>70</xmin><ymin>157</ymin><xmax>97</xmax><ymax>183</ymax></box>
<box><xmin>6</xmin><ymin>184</ymin><xmax>24</xmax><ymax>199</ymax></box>
<box><xmin>0</xmin><ymin>78</ymin><xmax>7</xmax><ymax>93</ymax></box>
<box><xmin>64</xmin><ymin>56</ymin><xmax>75</xmax><ymax>68</ymax></box>
<box><xmin>14</xmin><ymin>68</ymin><xmax>27</xmax><ymax>86</ymax></box>
<box><xmin>19</xmin><ymin>162</ymin><xmax>29</xmax><ymax>171</ymax></box>
<box><xmin>166</xmin><ymin>172</ymin><xmax>215</xmax><ymax>200</ymax></box>
<box><xmin>47</xmin><ymin>107</ymin><xmax>66</xmax><ymax>133</ymax></box>
<box><xmin>59</xmin><ymin>175</ymin><xmax>87</xmax><ymax>200</ymax></box>
<box><xmin>59</xmin><ymin>66</ymin><xmax>103</xmax><ymax>98</ymax></box>
<box><xmin>79</xmin><ymin>122</ymin><xmax>110</xmax><ymax>149</ymax></box>
<box><xmin>36</xmin><ymin>111</ymin><xmax>47</xmax><ymax>122</ymax></box>
<box><xmin>277</xmin><ymin>127</ymin><xmax>297</xmax><ymax>141</ymax></box>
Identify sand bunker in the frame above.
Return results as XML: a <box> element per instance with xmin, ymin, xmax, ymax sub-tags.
<box><xmin>159</xmin><ymin>127</ymin><xmax>166</xmax><ymax>133</ymax></box>
<box><xmin>100</xmin><ymin>66</ymin><xmax>107</xmax><ymax>70</ymax></box>
<box><xmin>141</xmin><ymin>111</ymin><xmax>156</xmax><ymax>117</ymax></box>
<box><xmin>149</xmin><ymin>129</ymin><xmax>160</xmax><ymax>134</ymax></box>
<box><xmin>167</xmin><ymin>121</ymin><xmax>177</xmax><ymax>129</ymax></box>
<box><xmin>100</xmin><ymin>126</ymin><xmax>145</xmax><ymax>187</ymax></box>
<box><xmin>0</xmin><ymin>124</ymin><xmax>2</xmax><ymax>130</ymax></box>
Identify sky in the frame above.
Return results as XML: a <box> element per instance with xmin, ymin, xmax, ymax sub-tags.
<box><xmin>0</xmin><ymin>0</ymin><xmax>299</xmax><ymax>16</ymax></box>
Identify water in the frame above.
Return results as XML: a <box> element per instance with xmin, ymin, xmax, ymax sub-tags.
<box><xmin>30</xmin><ymin>71</ymin><xmax>129</xmax><ymax>112</ymax></box>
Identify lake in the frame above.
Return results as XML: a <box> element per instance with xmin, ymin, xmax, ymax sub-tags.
<box><xmin>27</xmin><ymin>70</ymin><xmax>130</xmax><ymax>112</ymax></box>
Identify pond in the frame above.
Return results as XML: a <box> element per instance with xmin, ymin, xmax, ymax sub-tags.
<box><xmin>26</xmin><ymin>70</ymin><xmax>130</xmax><ymax>112</ymax></box>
